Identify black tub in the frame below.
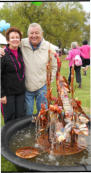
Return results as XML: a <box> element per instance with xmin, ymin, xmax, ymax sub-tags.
<box><xmin>1</xmin><ymin>116</ymin><xmax>91</xmax><ymax>171</ymax></box>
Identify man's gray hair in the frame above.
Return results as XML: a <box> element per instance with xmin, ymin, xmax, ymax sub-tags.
<box><xmin>71</xmin><ymin>42</ymin><xmax>78</xmax><ymax>49</ymax></box>
<box><xmin>27</xmin><ymin>23</ymin><xmax>43</xmax><ymax>35</ymax></box>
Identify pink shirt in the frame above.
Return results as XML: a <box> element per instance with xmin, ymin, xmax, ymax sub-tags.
<box><xmin>10</xmin><ymin>48</ymin><xmax>21</xmax><ymax>68</ymax></box>
<box><xmin>66</xmin><ymin>48</ymin><xmax>84</xmax><ymax>67</ymax></box>
<box><xmin>10</xmin><ymin>49</ymin><xmax>18</xmax><ymax>59</ymax></box>
<box><xmin>80</xmin><ymin>45</ymin><xmax>90</xmax><ymax>59</ymax></box>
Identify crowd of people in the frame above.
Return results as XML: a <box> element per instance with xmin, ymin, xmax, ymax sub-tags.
<box><xmin>66</xmin><ymin>41</ymin><xmax>90</xmax><ymax>88</ymax></box>
<box><xmin>0</xmin><ymin>23</ymin><xmax>90</xmax><ymax>124</ymax></box>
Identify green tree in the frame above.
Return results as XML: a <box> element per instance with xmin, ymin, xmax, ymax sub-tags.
<box><xmin>0</xmin><ymin>2</ymin><xmax>90</xmax><ymax>48</ymax></box>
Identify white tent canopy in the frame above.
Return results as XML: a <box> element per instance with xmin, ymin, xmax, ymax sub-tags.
<box><xmin>0</xmin><ymin>33</ymin><xmax>7</xmax><ymax>44</ymax></box>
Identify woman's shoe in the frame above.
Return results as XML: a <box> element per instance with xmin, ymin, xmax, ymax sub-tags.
<box><xmin>78</xmin><ymin>83</ymin><xmax>81</xmax><ymax>88</ymax></box>
<box><xmin>83</xmin><ymin>71</ymin><xmax>86</xmax><ymax>76</ymax></box>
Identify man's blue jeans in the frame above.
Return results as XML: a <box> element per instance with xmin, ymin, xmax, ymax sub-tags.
<box><xmin>25</xmin><ymin>85</ymin><xmax>48</xmax><ymax>116</ymax></box>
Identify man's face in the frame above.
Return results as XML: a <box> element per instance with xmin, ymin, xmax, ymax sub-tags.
<box><xmin>28</xmin><ymin>26</ymin><xmax>43</xmax><ymax>47</ymax></box>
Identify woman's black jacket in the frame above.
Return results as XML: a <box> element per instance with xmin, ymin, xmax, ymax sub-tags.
<box><xmin>1</xmin><ymin>46</ymin><xmax>25</xmax><ymax>97</ymax></box>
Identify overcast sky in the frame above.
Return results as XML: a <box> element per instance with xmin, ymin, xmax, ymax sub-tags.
<box><xmin>0</xmin><ymin>2</ymin><xmax>90</xmax><ymax>13</ymax></box>
<box><xmin>80</xmin><ymin>1</ymin><xmax>90</xmax><ymax>13</ymax></box>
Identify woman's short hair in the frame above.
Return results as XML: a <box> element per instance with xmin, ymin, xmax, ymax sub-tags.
<box><xmin>82</xmin><ymin>40</ymin><xmax>88</xmax><ymax>45</ymax></box>
<box><xmin>27</xmin><ymin>23</ymin><xmax>43</xmax><ymax>36</ymax></box>
<box><xmin>5</xmin><ymin>27</ymin><xmax>22</xmax><ymax>41</ymax></box>
<box><xmin>71</xmin><ymin>42</ymin><xmax>78</xmax><ymax>49</ymax></box>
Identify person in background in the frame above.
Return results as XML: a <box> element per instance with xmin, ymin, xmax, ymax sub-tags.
<box><xmin>80</xmin><ymin>40</ymin><xmax>90</xmax><ymax>76</ymax></box>
<box><xmin>66</xmin><ymin>42</ymin><xmax>84</xmax><ymax>88</ymax></box>
<box><xmin>0</xmin><ymin>27</ymin><xmax>25</xmax><ymax>124</ymax></box>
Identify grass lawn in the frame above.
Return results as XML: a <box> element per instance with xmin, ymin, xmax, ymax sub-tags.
<box><xmin>1</xmin><ymin>58</ymin><xmax>90</xmax><ymax>171</ymax></box>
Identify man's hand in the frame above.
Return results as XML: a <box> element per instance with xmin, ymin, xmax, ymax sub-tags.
<box><xmin>0</xmin><ymin>96</ymin><xmax>7</xmax><ymax>104</ymax></box>
<box><xmin>0</xmin><ymin>48</ymin><xmax>5</xmax><ymax>57</ymax></box>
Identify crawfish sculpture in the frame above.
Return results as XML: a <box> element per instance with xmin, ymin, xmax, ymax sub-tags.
<box><xmin>36</xmin><ymin>49</ymin><xmax>89</xmax><ymax>155</ymax></box>
<box><xmin>16</xmin><ymin>49</ymin><xmax>89</xmax><ymax>158</ymax></box>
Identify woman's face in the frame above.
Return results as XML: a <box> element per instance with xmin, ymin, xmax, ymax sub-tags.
<box><xmin>8</xmin><ymin>32</ymin><xmax>21</xmax><ymax>49</ymax></box>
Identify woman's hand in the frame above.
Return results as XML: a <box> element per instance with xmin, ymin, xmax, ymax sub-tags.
<box><xmin>0</xmin><ymin>96</ymin><xmax>7</xmax><ymax>104</ymax></box>
<box><xmin>0</xmin><ymin>48</ymin><xmax>5</xmax><ymax>57</ymax></box>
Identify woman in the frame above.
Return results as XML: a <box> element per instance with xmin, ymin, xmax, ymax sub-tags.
<box><xmin>1</xmin><ymin>27</ymin><xmax>25</xmax><ymax>124</ymax></box>
<box><xmin>66</xmin><ymin>42</ymin><xmax>84</xmax><ymax>88</ymax></box>
<box><xmin>80</xmin><ymin>40</ymin><xmax>90</xmax><ymax>76</ymax></box>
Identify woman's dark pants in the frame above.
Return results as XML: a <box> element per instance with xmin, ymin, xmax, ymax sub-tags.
<box><xmin>2</xmin><ymin>94</ymin><xmax>25</xmax><ymax>124</ymax></box>
<box><xmin>68</xmin><ymin>66</ymin><xmax>81</xmax><ymax>85</ymax></box>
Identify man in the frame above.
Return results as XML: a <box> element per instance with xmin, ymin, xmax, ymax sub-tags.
<box><xmin>0</xmin><ymin>23</ymin><xmax>58</xmax><ymax>116</ymax></box>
